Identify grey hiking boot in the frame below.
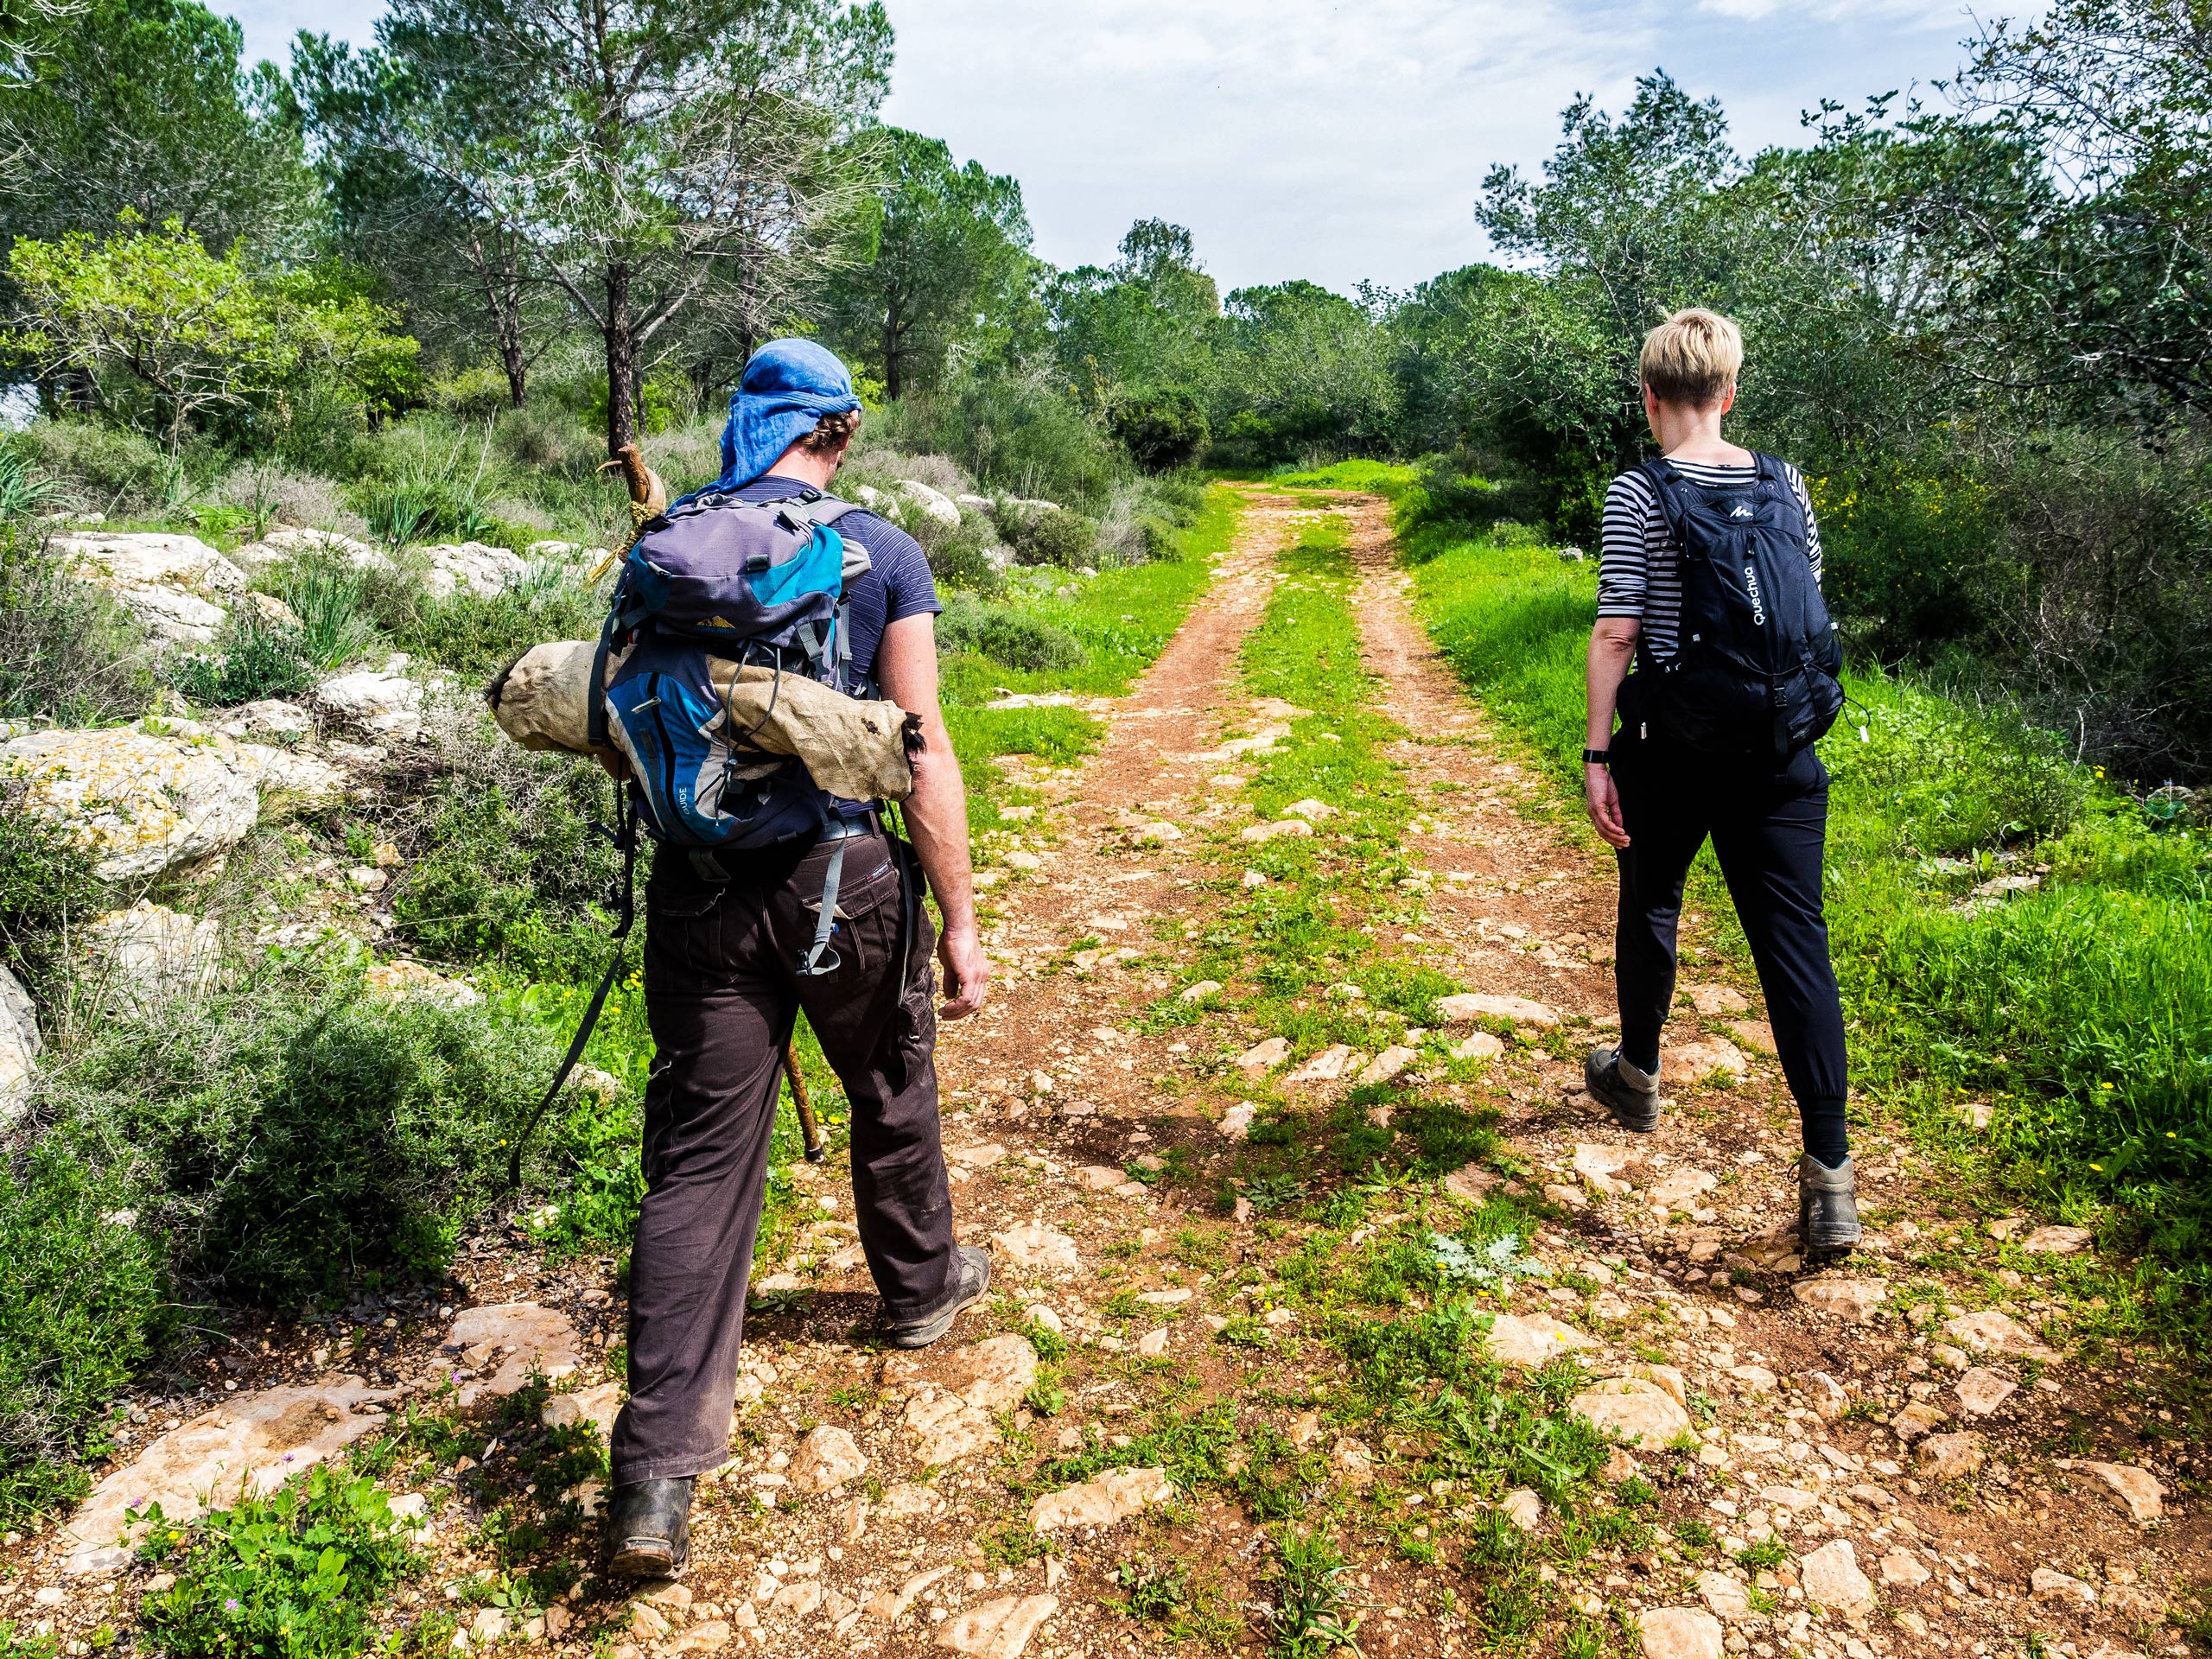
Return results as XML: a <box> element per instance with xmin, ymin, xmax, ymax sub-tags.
<box><xmin>1798</xmin><ymin>1155</ymin><xmax>1862</xmax><ymax>1256</ymax></box>
<box><xmin>601</xmin><ymin>1477</ymin><xmax>693</xmax><ymax>1580</ymax></box>
<box><xmin>1585</xmin><ymin>1046</ymin><xmax>1661</xmax><ymax>1134</ymax></box>
<box><xmin>886</xmin><ymin>1243</ymin><xmax>991</xmax><ymax>1349</ymax></box>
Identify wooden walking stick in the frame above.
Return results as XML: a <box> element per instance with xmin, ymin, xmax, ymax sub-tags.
<box><xmin>784</xmin><ymin>1039</ymin><xmax>828</xmax><ymax>1163</ymax></box>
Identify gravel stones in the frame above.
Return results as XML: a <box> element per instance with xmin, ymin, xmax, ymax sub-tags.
<box><xmin>1661</xmin><ymin>1038</ymin><xmax>1749</xmax><ymax>1081</ymax></box>
<box><xmin>2031</xmin><ymin>1567</ymin><xmax>2097</xmax><ymax>1606</ymax></box>
<box><xmin>418</xmin><ymin>541</ymin><xmax>526</xmax><ymax>600</ymax></box>
<box><xmin>60</xmin><ymin>1378</ymin><xmax>392</xmax><ymax>1572</ymax></box>
<box><xmin>1234</xmin><ymin>1037</ymin><xmax>1290</xmax><ymax>1072</ymax></box>
<box><xmin>540</xmin><ymin>1382</ymin><xmax>622</xmax><ymax>1440</ymax></box>
<box><xmin>1634</xmin><ymin>1606</ymin><xmax>1723</xmax><ymax>1659</ymax></box>
<box><xmin>1880</xmin><ymin>1550</ymin><xmax>1930</xmax><ymax>1586</ymax></box>
<box><xmin>1795</xmin><ymin>1370</ymin><xmax>1850</xmax><ymax>1421</ymax></box>
<box><xmin>1695</xmin><ymin>1570</ymin><xmax>1751</xmax><ymax>1619</ymax></box>
<box><xmin>1790</xmin><ymin>1279</ymin><xmax>1889</xmax><ymax>1323</ymax></box>
<box><xmin>1569</xmin><ymin>1377</ymin><xmax>1694</xmax><ymax>1447</ymax></box>
<box><xmin>934</xmin><ymin>1594</ymin><xmax>1058</xmax><ymax>1659</ymax></box>
<box><xmin>1029</xmin><ymin>1466</ymin><xmax>1169</xmax><ymax>1532</ymax></box>
<box><xmin>1482</xmin><ymin>1312</ymin><xmax>1599</xmax><ymax>1368</ymax></box>
<box><xmin>2020</xmin><ymin>1224</ymin><xmax>2094</xmax><ymax>1255</ymax></box>
<box><xmin>1435</xmin><ymin>993</ymin><xmax>1557</xmax><ymax>1027</ymax></box>
<box><xmin>1798</xmin><ymin>1539</ymin><xmax>1874</xmax><ymax>1616</ymax></box>
<box><xmin>896</xmin><ymin>1335</ymin><xmax>1039</xmax><ymax>1465</ymax></box>
<box><xmin>443</xmin><ymin>1304</ymin><xmax>581</xmax><ymax>1396</ymax></box>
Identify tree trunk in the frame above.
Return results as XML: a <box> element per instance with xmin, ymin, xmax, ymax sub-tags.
<box><xmin>500</xmin><ymin>333</ymin><xmax>529</xmax><ymax>410</ymax></box>
<box><xmin>604</xmin><ymin>262</ymin><xmax>637</xmax><ymax>458</ymax></box>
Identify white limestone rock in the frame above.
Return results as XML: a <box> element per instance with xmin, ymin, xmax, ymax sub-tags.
<box><xmin>3</xmin><ymin>725</ymin><xmax>261</xmax><ymax>879</ymax></box>
<box><xmin>419</xmin><ymin>541</ymin><xmax>528</xmax><ymax>601</ymax></box>
<box><xmin>313</xmin><ymin>671</ymin><xmax>423</xmax><ymax>740</ymax></box>
<box><xmin>81</xmin><ymin>902</ymin><xmax>219</xmax><ymax>1012</ymax></box>
<box><xmin>0</xmin><ymin>965</ymin><xmax>41</xmax><ymax>1128</ymax></box>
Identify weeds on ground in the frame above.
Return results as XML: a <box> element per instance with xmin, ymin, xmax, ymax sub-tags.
<box><xmin>135</xmin><ymin>1459</ymin><xmax>433</xmax><ymax>1659</ymax></box>
<box><xmin>1261</xmin><ymin>1527</ymin><xmax>1362</xmax><ymax>1659</ymax></box>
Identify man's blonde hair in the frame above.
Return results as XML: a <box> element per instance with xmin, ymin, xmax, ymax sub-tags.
<box><xmin>1640</xmin><ymin>308</ymin><xmax>1743</xmax><ymax>408</ymax></box>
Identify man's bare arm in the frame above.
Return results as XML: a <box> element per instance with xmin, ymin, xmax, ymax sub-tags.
<box><xmin>876</xmin><ymin>612</ymin><xmax>988</xmax><ymax>1018</ymax></box>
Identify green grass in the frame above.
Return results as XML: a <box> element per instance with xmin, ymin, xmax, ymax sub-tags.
<box><xmin>1403</xmin><ymin>518</ymin><xmax>2212</xmax><ymax>1338</ymax></box>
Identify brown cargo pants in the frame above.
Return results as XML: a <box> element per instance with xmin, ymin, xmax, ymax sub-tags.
<box><xmin>609</xmin><ymin>827</ymin><xmax>954</xmax><ymax>1484</ymax></box>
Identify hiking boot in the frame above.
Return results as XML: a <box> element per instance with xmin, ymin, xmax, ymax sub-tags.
<box><xmin>1585</xmin><ymin>1046</ymin><xmax>1661</xmax><ymax>1134</ymax></box>
<box><xmin>1798</xmin><ymin>1154</ymin><xmax>1862</xmax><ymax>1256</ymax></box>
<box><xmin>601</xmin><ymin>1477</ymin><xmax>693</xmax><ymax>1580</ymax></box>
<box><xmin>885</xmin><ymin>1243</ymin><xmax>991</xmax><ymax>1349</ymax></box>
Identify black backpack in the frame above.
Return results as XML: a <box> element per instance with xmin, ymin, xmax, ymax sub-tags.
<box><xmin>1624</xmin><ymin>453</ymin><xmax>1844</xmax><ymax>764</ymax></box>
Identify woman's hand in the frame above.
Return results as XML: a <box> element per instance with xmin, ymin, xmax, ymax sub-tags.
<box><xmin>1586</xmin><ymin>761</ymin><xmax>1630</xmax><ymax>849</ymax></box>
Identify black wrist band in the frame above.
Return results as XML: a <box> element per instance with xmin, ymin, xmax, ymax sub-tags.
<box><xmin>1583</xmin><ymin>748</ymin><xmax>1611</xmax><ymax>765</ymax></box>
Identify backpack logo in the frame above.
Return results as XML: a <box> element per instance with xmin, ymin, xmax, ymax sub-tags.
<box><xmin>1730</xmin><ymin>503</ymin><xmax>1754</xmax><ymax>519</ymax></box>
<box><xmin>1744</xmin><ymin>562</ymin><xmax>1766</xmax><ymax>626</ymax></box>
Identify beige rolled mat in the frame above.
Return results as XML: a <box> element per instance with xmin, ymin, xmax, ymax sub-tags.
<box><xmin>487</xmin><ymin>643</ymin><xmax>918</xmax><ymax>802</ymax></box>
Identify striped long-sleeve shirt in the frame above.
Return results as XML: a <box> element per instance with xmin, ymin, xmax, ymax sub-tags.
<box><xmin>1595</xmin><ymin>456</ymin><xmax>1823</xmax><ymax>662</ymax></box>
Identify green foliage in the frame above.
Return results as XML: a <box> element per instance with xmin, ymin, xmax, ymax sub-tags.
<box><xmin>267</xmin><ymin>563</ymin><xmax>384</xmax><ymax>672</ymax></box>
<box><xmin>0</xmin><ymin>536</ymin><xmax>157</xmax><ymax>724</ymax></box>
<box><xmin>995</xmin><ymin>506</ymin><xmax>1097</xmax><ymax>570</ymax></box>
<box><xmin>822</xmin><ymin>127</ymin><xmax>1036</xmax><ymax>400</ymax></box>
<box><xmin>6</xmin><ymin>217</ymin><xmax>418</xmax><ymax>451</ymax></box>
<box><xmin>0</xmin><ymin>1147</ymin><xmax>168</xmax><ymax>1525</ymax></box>
<box><xmin>389</xmin><ymin>744</ymin><xmax>625</xmax><ymax>983</ymax></box>
<box><xmin>164</xmin><ymin>613</ymin><xmax>318</xmax><ymax>706</ymax></box>
<box><xmin>1260</xmin><ymin>1528</ymin><xmax>1361</xmax><ymax>1659</ymax></box>
<box><xmin>1108</xmin><ymin>386</ymin><xmax>1210</xmax><ymax>472</ymax></box>
<box><xmin>936</xmin><ymin>592</ymin><xmax>1088</xmax><ymax>674</ymax></box>
<box><xmin>0</xmin><ymin>794</ymin><xmax>103</xmax><ymax>988</ymax></box>
<box><xmin>39</xmin><ymin>957</ymin><xmax>564</xmax><ymax>1304</ymax></box>
<box><xmin>138</xmin><ymin>1459</ymin><xmax>425</xmax><ymax>1659</ymax></box>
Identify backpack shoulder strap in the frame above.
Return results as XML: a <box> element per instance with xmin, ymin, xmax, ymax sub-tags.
<box><xmin>1637</xmin><ymin>454</ymin><xmax>1689</xmax><ymax>542</ymax></box>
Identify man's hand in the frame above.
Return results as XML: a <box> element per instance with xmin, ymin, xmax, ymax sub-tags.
<box><xmin>937</xmin><ymin>924</ymin><xmax>989</xmax><ymax>1019</ymax></box>
<box><xmin>1586</xmin><ymin>761</ymin><xmax>1630</xmax><ymax>849</ymax></box>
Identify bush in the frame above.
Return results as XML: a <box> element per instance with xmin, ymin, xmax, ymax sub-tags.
<box><xmin>163</xmin><ymin>613</ymin><xmax>316</xmax><ymax>707</ymax></box>
<box><xmin>8</xmin><ymin>419</ymin><xmax>169</xmax><ymax>516</ymax></box>
<box><xmin>141</xmin><ymin>1459</ymin><xmax>424</xmax><ymax>1659</ymax></box>
<box><xmin>1109</xmin><ymin>387</ymin><xmax>1211</xmax><ymax>471</ymax></box>
<box><xmin>0</xmin><ymin>1147</ymin><xmax>168</xmax><ymax>1524</ymax></box>
<box><xmin>996</xmin><ymin>505</ymin><xmax>1097</xmax><ymax>570</ymax></box>
<box><xmin>0</xmin><ymin>796</ymin><xmax>102</xmax><ymax>990</ymax></box>
<box><xmin>39</xmin><ymin>957</ymin><xmax>564</xmax><ymax>1304</ymax></box>
<box><xmin>264</xmin><ymin>562</ymin><xmax>383</xmax><ymax>671</ymax></box>
<box><xmin>0</xmin><ymin>536</ymin><xmax>156</xmax><ymax>724</ymax></box>
<box><xmin>876</xmin><ymin>372</ymin><xmax>1127</xmax><ymax>512</ymax></box>
<box><xmin>922</xmin><ymin>516</ymin><xmax>1007</xmax><ymax>596</ymax></box>
<box><xmin>935</xmin><ymin>592</ymin><xmax>1088</xmax><ymax>672</ymax></box>
<box><xmin>391</xmin><ymin>566</ymin><xmax>607</xmax><ymax>680</ymax></box>
<box><xmin>387</xmin><ymin>728</ymin><xmax>625</xmax><ymax>983</ymax></box>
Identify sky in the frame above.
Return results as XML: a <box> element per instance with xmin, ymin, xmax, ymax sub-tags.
<box><xmin>226</xmin><ymin>0</ymin><xmax>2019</xmax><ymax>296</ymax></box>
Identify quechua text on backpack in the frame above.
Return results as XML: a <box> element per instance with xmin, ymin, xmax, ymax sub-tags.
<box><xmin>1624</xmin><ymin>453</ymin><xmax>1843</xmax><ymax>764</ymax></box>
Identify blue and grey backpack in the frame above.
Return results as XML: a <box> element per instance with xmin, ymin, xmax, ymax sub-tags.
<box><xmin>588</xmin><ymin>485</ymin><xmax>892</xmax><ymax>975</ymax></box>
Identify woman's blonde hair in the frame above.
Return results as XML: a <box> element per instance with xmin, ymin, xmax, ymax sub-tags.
<box><xmin>1640</xmin><ymin>308</ymin><xmax>1743</xmax><ymax>408</ymax></box>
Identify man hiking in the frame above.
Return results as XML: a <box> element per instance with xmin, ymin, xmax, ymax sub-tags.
<box><xmin>600</xmin><ymin>339</ymin><xmax>992</xmax><ymax>1580</ymax></box>
<box><xmin>1579</xmin><ymin>308</ymin><xmax>1859</xmax><ymax>1258</ymax></box>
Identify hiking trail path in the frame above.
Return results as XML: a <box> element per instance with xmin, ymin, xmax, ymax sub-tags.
<box><xmin>13</xmin><ymin>486</ymin><xmax>2199</xmax><ymax>1659</ymax></box>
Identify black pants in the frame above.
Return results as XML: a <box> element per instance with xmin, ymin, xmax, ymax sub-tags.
<box><xmin>1610</xmin><ymin>733</ymin><xmax>1850</xmax><ymax>1166</ymax></box>
<box><xmin>610</xmin><ymin>830</ymin><xmax>954</xmax><ymax>1484</ymax></box>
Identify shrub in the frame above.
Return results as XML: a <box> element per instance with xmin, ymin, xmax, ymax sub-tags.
<box><xmin>163</xmin><ymin>613</ymin><xmax>316</xmax><ymax>707</ymax></box>
<box><xmin>387</xmin><ymin>731</ymin><xmax>625</xmax><ymax>983</ymax></box>
<box><xmin>996</xmin><ymin>505</ymin><xmax>1097</xmax><ymax>570</ymax></box>
<box><xmin>9</xmin><ymin>419</ymin><xmax>169</xmax><ymax>515</ymax></box>
<box><xmin>265</xmin><ymin>562</ymin><xmax>382</xmax><ymax>671</ymax></box>
<box><xmin>0</xmin><ymin>1147</ymin><xmax>168</xmax><ymax>1524</ymax></box>
<box><xmin>1109</xmin><ymin>386</ymin><xmax>1210</xmax><ymax>472</ymax></box>
<box><xmin>922</xmin><ymin>517</ymin><xmax>1007</xmax><ymax>596</ymax></box>
<box><xmin>140</xmin><ymin>1459</ymin><xmax>424</xmax><ymax>1659</ymax></box>
<box><xmin>493</xmin><ymin>404</ymin><xmax>604</xmax><ymax>479</ymax></box>
<box><xmin>935</xmin><ymin>592</ymin><xmax>1088</xmax><ymax>672</ymax></box>
<box><xmin>0</xmin><ymin>536</ymin><xmax>156</xmax><ymax>724</ymax></box>
<box><xmin>39</xmin><ymin>957</ymin><xmax>564</xmax><ymax>1304</ymax></box>
<box><xmin>391</xmin><ymin>569</ymin><xmax>607</xmax><ymax>681</ymax></box>
<box><xmin>876</xmin><ymin>372</ymin><xmax>1127</xmax><ymax>511</ymax></box>
<box><xmin>0</xmin><ymin>794</ymin><xmax>102</xmax><ymax>989</ymax></box>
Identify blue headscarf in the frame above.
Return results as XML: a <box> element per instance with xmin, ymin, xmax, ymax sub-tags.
<box><xmin>703</xmin><ymin>337</ymin><xmax>862</xmax><ymax>495</ymax></box>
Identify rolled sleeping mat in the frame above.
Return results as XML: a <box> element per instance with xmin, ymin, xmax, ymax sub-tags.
<box><xmin>486</xmin><ymin>645</ymin><xmax>920</xmax><ymax>804</ymax></box>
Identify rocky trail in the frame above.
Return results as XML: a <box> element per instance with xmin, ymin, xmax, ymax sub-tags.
<box><xmin>7</xmin><ymin>488</ymin><xmax>2202</xmax><ymax>1659</ymax></box>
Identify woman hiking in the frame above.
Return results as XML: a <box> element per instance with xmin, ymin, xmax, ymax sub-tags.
<box><xmin>1579</xmin><ymin>307</ymin><xmax>1859</xmax><ymax>1256</ymax></box>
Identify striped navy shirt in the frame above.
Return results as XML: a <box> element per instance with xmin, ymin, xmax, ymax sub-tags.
<box><xmin>1595</xmin><ymin>456</ymin><xmax>1823</xmax><ymax>662</ymax></box>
